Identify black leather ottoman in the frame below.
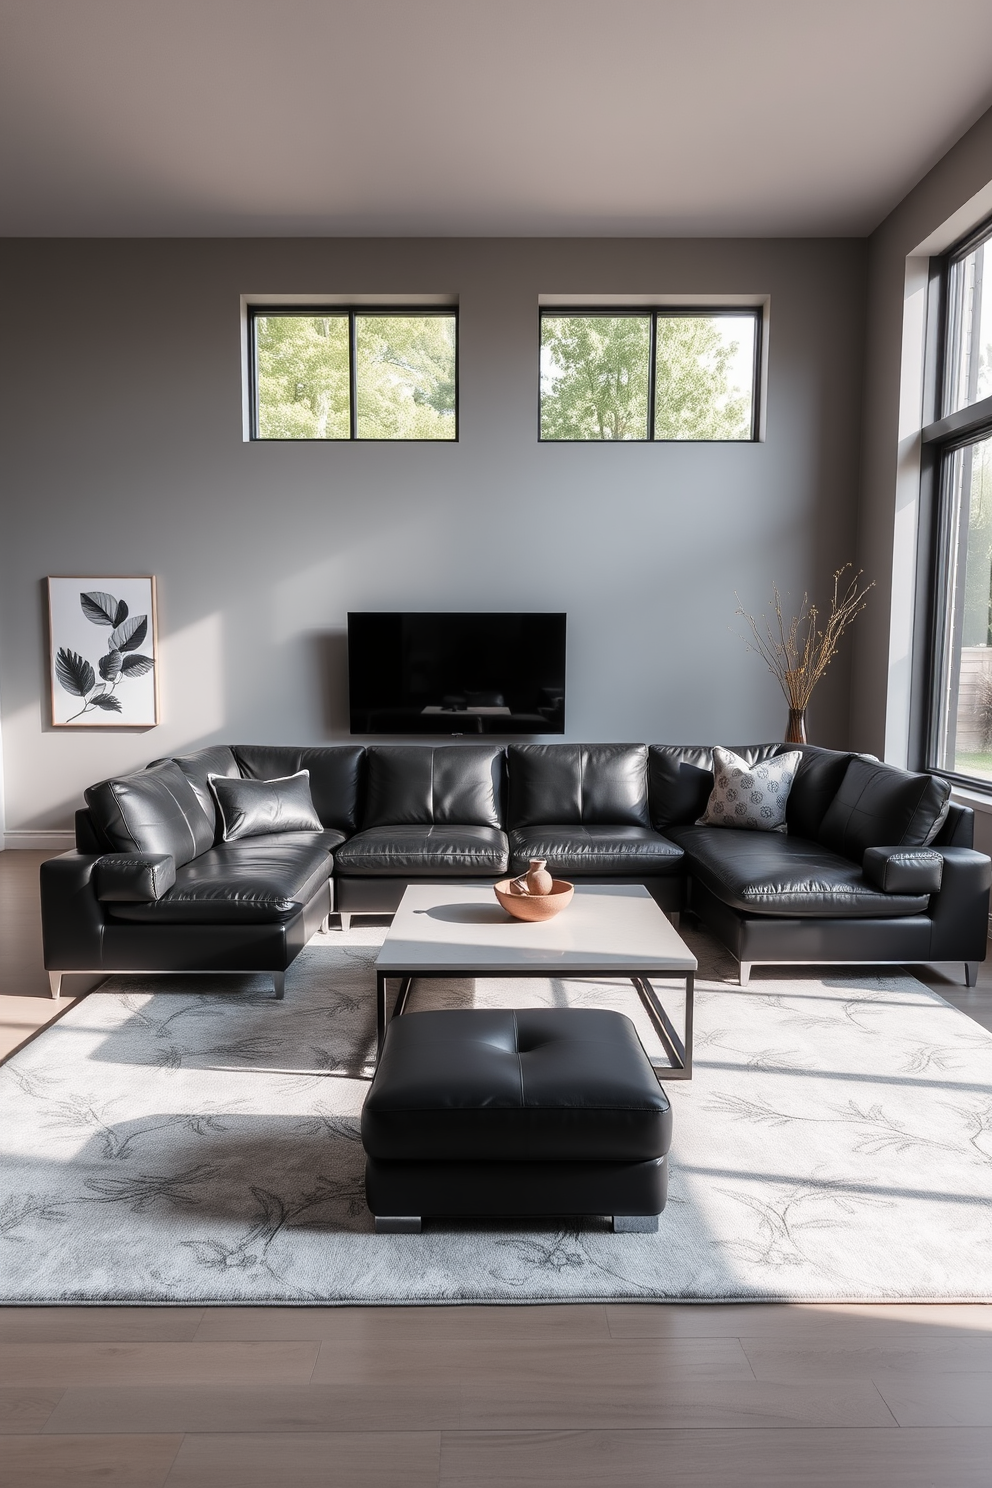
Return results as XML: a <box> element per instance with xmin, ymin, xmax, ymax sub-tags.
<box><xmin>361</xmin><ymin>1007</ymin><xmax>672</xmax><ymax>1233</ymax></box>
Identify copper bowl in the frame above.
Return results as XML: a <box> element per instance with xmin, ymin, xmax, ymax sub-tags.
<box><xmin>494</xmin><ymin>878</ymin><xmax>574</xmax><ymax>921</ymax></box>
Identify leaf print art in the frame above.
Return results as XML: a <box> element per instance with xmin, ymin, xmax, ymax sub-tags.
<box><xmin>56</xmin><ymin>589</ymin><xmax>152</xmax><ymax>720</ymax></box>
<box><xmin>48</xmin><ymin>578</ymin><xmax>159</xmax><ymax>726</ymax></box>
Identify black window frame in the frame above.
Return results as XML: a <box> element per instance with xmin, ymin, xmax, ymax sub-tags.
<box><xmin>920</xmin><ymin>214</ymin><xmax>992</xmax><ymax>790</ymax></box>
<box><xmin>248</xmin><ymin>305</ymin><xmax>459</xmax><ymax>443</ymax></box>
<box><xmin>538</xmin><ymin>306</ymin><xmax>763</xmax><ymax>443</ymax></box>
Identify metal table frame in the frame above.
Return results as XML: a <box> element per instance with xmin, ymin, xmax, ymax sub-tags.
<box><xmin>375</xmin><ymin>965</ymin><xmax>694</xmax><ymax>1080</ymax></box>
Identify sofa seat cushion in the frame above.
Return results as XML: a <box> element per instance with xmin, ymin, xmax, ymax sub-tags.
<box><xmin>107</xmin><ymin>830</ymin><xmax>341</xmax><ymax>923</ymax></box>
<box><xmin>362</xmin><ymin>1008</ymin><xmax>672</xmax><ymax>1162</ymax></box>
<box><xmin>509</xmin><ymin>826</ymin><xmax>684</xmax><ymax>877</ymax></box>
<box><xmin>334</xmin><ymin>825</ymin><xmax>509</xmax><ymax>877</ymax></box>
<box><xmin>667</xmin><ymin>825</ymin><xmax>931</xmax><ymax>918</ymax></box>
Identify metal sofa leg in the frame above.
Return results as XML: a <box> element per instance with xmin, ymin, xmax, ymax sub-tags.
<box><xmin>339</xmin><ymin>913</ymin><xmax>351</xmax><ymax>932</ymax></box>
<box><xmin>738</xmin><ymin>962</ymin><xmax>752</xmax><ymax>988</ymax></box>
<box><xmin>273</xmin><ymin>972</ymin><xmax>285</xmax><ymax>1000</ymax></box>
<box><xmin>614</xmin><ymin>1214</ymin><xmax>659</xmax><ymax>1233</ymax></box>
<box><xmin>668</xmin><ymin>912</ymin><xmax>680</xmax><ymax>929</ymax></box>
<box><xmin>319</xmin><ymin>914</ymin><xmax>331</xmax><ymax>934</ymax></box>
<box><xmin>48</xmin><ymin>971</ymin><xmax>63</xmax><ymax>999</ymax></box>
<box><xmin>965</xmin><ymin>962</ymin><xmax>979</xmax><ymax>987</ymax></box>
<box><xmin>375</xmin><ymin>1216</ymin><xmax>422</xmax><ymax>1233</ymax></box>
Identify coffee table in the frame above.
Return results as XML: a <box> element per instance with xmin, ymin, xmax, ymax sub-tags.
<box><xmin>374</xmin><ymin>882</ymin><xmax>697</xmax><ymax>1080</ymax></box>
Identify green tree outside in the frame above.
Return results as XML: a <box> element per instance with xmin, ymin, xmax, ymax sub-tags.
<box><xmin>540</xmin><ymin>316</ymin><xmax>650</xmax><ymax>440</ymax></box>
<box><xmin>256</xmin><ymin>315</ymin><xmax>351</xmax><ymax>439</ymax></box>
<box><xmin>254</xmin><ymin>313</ymin><xmax>456</xmax><ymax>440</ymax></box>
<box><xmin>540</xmin><ymin>313</ymin><xmax>754</xmax><ymax>441</ymax></box>
<box><xmin>356</xmin><ymin>315</ymin><xmax>456</xmax><ymax>439</ymax></box>
<box><xmin>655</xmin><ymin>317</ymin><xmax>752</xmax><ymax>440</ymax></box>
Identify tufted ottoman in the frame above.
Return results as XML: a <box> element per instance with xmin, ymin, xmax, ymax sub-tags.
<box><xmin>361</xmin><ymin>1007</ymin><xmax>672</xmax><ymax>1233</ymax></box>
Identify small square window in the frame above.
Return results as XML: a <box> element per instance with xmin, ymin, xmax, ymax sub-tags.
<box><xmin>540</xmin><ymin>308</ymin><xmax>760</xmax><ymax>441</ymax></box>
<box><xmin>250</xmin><ymin>308</ymin><xmax>457</xmax><ymax>441</ymax></box>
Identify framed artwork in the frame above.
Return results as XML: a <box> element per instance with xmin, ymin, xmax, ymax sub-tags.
<box><xmin>47</xmin><ymin>576</ymin><xmax>160</xmax><ymax>727</ymax></box>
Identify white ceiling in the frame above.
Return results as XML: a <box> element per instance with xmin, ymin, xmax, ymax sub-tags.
<box><xmin>4</xmin><ymin>0</ymin><xmax>992</xmax><ymax>238</ymax></box>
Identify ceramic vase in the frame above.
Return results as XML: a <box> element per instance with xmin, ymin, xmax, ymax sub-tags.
<box><xmin>786</xmin><ymin>708</ymin><xmax>808</xmax><ymax>745</ymax></box>
<box><xmin>525</xmin><ymin>859</ymin><xmax>554</xmax><ymax>896</ymax></box>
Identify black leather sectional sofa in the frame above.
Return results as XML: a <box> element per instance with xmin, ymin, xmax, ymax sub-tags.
<box><xmin>41</xmin><ymin>740</ymin><xmax>991</xmax><ymax>997</ymax></box>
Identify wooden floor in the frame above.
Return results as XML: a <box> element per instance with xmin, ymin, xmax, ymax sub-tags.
<box><xmin>2</xmin><ymin>848</ymin><xmax>991</xmax><ymax>1486</ymax></box>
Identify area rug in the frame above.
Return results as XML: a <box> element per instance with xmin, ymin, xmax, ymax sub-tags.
<box><xmin>2</xmin><ymin>924</ymin><xmax>991</xmax><ymax>1305</ymax></box>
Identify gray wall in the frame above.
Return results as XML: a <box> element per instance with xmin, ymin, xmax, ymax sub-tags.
<box><xmin>0</xmin><ymin>237</ymin><xmax>866</xmax><ymax>838</ymax></box>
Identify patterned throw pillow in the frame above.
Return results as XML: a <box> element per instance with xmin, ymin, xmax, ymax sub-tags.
<box><xmin>695</xmin><ymin>747</ymin><xmax>802</xmax><ymax>833</ymax></box>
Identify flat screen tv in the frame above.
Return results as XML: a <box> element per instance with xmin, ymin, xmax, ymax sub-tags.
<box><xmin>348</xmin><ymin>612</ymin><xmax>566</xmax><ymax>735</ymax></box>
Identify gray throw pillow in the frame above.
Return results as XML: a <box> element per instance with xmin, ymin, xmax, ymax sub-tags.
<box><xmin>208</xmin><ymin>770</ymin><xmax>322</xmax><ymax>843</ymax></box>
<box><xmin>696</xmin><ymin>747</ymin><xmax>801</xmax><ymax>833</ymax></box>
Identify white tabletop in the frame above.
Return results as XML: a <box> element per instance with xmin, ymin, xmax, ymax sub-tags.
<box><xmin>375</xmin><ymin>882</ymin><xmax>697</xmax><ymax>975</ymax></box>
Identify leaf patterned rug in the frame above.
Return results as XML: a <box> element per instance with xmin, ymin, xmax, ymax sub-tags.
<box><xmin>2</xmin><ymin>923</ymin><xmax>991</xmax><ymax>1304</ymax></box>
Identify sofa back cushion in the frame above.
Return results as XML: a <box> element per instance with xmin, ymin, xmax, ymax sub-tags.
<box><xmin>649</xmin><ymin>744</ymin><xmax>780</xmax><ymax>828</ymax></box>
<box><xmin>362</xmin><ymin>745</ymin><xmax>504</xmax><ymax>828</ymax></box>
<box><xmin>84</xmin><ymin>760</ymin><xmax>215</xmax><ymax>868</ymax></box>
<box><xmin>75</xmin><ymin>807</ymin><xmax>109</xmax><ymax>852</ymax></box>
<box><xmin>779</xmin><ymin>745</ymin><xmax>854</xmax><ymax>840</ymax></box>
<box><xmin>167</xmin><ymin>745</ymin><xmax>240</xmax><ymax>832</ymax></box>
<box><xmin>234</xmin><ymin>745</ymin><xmax>365</xmax><ymax>832</ymax></box>
<box><xmin>931</xmin><ymin>800</ymin><xmax>974</xmax><ymax>848</ymax></box>
<box><xmin>508</xmin><ymin>744</ymin><xmax>650</xmax><ymax>828</ymax></box>
<box><xmin>817</xmin><ymin>756</ymin><xmax>952</xmax><ymax>861</ymax></box>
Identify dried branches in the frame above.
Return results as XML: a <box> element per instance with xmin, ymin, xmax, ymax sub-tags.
<box><xmin>736</xmin><ymin>566</ymin><xmax>873</xmax><ymax>711</ymax></box>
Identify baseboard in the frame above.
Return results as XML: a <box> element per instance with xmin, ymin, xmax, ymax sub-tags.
<box><xmin>3</xmin><ymin>830</ymin><xmax>75</xmax><ymax>851</ymax></box>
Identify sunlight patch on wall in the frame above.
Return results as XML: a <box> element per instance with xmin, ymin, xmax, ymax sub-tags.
<box><xmin>158</xmin><ymin>611</ymin><xmax>226</xmax><ymax>736</ymax></box>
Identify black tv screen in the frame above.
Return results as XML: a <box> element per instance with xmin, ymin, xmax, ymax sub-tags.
<box><xmin>348</xmin><ymin>612</ymin><xmax>566</xmax><ymax>735</ymax></box>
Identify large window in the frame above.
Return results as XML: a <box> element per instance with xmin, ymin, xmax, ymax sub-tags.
<box><xmin>943</xmin><ymin>233</ymin><xmax>992</xmax><ymax>415</ymax></box>
<box><xmin>249</xmin><ymin>308</ymin><xmax>457</xmax><ymax>440</ymax></box>
<box><xmin>927</xmin><ymin>220</ymin><xmax>992</xmax><ymax>786</ymax></box>
<box><xmin>539</xmin><ymin>308</ymin><xmax>761</xmax><ymax>441</ymax></box>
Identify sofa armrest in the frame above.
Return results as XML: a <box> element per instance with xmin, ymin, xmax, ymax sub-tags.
<box><xmin>95</xmin><ymin>853</ymin><xmax>176</xmax><ymax>902</ymax></box>
<box><xmin>863</xmin><ymin>846</ymin><xmax>943</xmax><ymax>895</ymax></box>
<box><xmin>40</xmin><ymin>852</ymin><xmax>107</xmax><ymax>971</ymax></box>
<box><xmin>925</xmin><ymin>847</ymin><xmax>992</xmax><ymax>962</ymax></box>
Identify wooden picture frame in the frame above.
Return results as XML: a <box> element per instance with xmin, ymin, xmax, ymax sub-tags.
<box><xmin>47</xmin><ymin>576</ymin><xmax>160</xmax><ymax>727</ymax></box>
